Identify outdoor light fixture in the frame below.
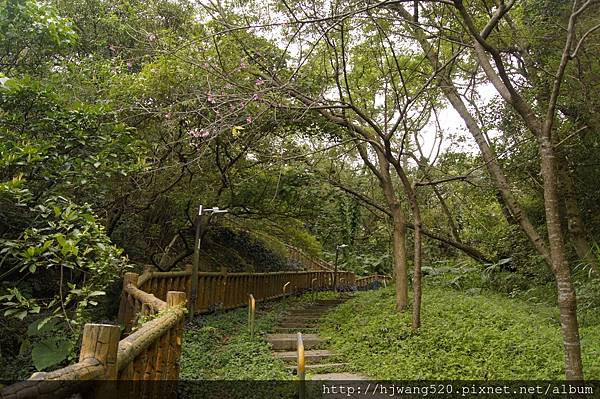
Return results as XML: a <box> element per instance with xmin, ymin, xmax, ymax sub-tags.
<box><xmin>189</xmin><ymin>205</ymin><xmax>229</xmax><ymax>319</ymax></box>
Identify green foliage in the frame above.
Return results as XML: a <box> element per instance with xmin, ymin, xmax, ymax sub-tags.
<box><xmin>0</xmin><ymin>195</ymin><xmax>128</xmax><ymax>371</ymax></box>
<box><xmin>180</xmin><ymin>299</ymin><xmax>292</xmax><ymax>381</ymax></box>
<box><xmin>321</xmin><ymin>287</ymin><xmax>600</xmax><ymax>379</ymax></box>
<box><xmin>30</xmin><ymin>336</ymin><xmax>73</xmax><ymax>371</ymax></box>
<box><xmin>0</xmin><ymin>0</ymin><xmax>78</xmax><ymax>72</ymax></box>
<box><xmin>0</xmin><ymin>77</ymin><xmax>142</xmax><ymax>200</ymax></box>
<box><xmin>180</xmin><ymin>292</ymin><xmax>341</xmax><ymax>383</ymax></box>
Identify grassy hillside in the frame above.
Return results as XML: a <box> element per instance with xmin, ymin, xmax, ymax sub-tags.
<box><xmin>320</xmin><ymin>286</ymin><xmax>600</xmax><ymax>379</ymax></box>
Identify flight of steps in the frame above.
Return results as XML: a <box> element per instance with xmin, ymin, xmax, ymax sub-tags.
<box><xmin>267</xmin><ymin>298</ymin><xmax>368</xmax><ymax>379</ymax></box>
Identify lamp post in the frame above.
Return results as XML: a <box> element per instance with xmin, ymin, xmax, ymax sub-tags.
<box><xmin>333</xmin><ymin>244</ymin><xmax>348</xmax><ymax>292</ymax></box>
<box><xmin>189</xmin><ymin>205</ymin><xmax>228</xmax><ymax>320</ymax></box>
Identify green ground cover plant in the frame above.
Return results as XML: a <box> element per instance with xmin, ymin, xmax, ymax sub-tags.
<box><xmin>180</xmin><ymin>291</ymin><xmax>341</xmax><ymax>380</ymax></box>
<box><xmin>320</xmin><ymin>286</ymin><xmax>600</xmax><ymax>379</ymax></box>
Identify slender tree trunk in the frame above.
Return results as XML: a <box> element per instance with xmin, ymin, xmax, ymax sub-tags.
<box><xmin>388</xmin><ymin>156</ymin><xmax>423</xmax><ymax>328</ymax></box>
<box><xmin>377</xmin><ymin>155</ymin><xmax>409</xmax><ymax>311</ymax></box>
<box><xmin>357</xmin><ymin>144</ymin><xmax>409</xmax><ymax>311</ymax></box>
<box><xmin>411</xmin><ymin>214</ymin><xmax>422</xmax><ymax>329</ymax></box>
<box><xmin>539</xmin><ymin>137</ymin><xmax>583</xmax><ymax>380</ymax></box>
<box><xmin>391</xmin><ymin>208</ymin><xmax>409</xmax><ymax>311</ymax></box>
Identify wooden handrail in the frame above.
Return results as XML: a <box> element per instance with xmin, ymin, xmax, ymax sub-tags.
<box><xmin>1</xmin><ymin>262</ymin><xmax>387</xmax><ymax>398</ymax></box>
<box><xmin>116</xmin><ymin>306</ymin><xmax>184</xmax><ymax>372</ymax></box>
<box><xmin>124</xmin><ymin>284</ymin><xmax>166</xmax><ymax>312</ymax></box>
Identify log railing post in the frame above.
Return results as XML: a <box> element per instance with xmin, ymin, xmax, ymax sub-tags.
<box><xmin>79</xmin><ymin>323</ymin><xmax>120</xmax><ymax>398</ymax></box>
<box><xmin>166</xmin><ymin>291</ymin><xmax>187</xmax><ymax>380</ymax></box>
<box><xmin>118</xmin><ymin>272</ymin><xmax>139</xmax><ymax>330</ymax></box>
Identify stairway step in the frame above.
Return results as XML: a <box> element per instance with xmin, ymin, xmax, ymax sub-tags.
<box><xmin>272</xmin><ymin>327</ymin><xmax>319</xmax><ymax>334</ymax></box>
<box><xmin>273</xmin><ymin>349</ymin><xmax>334</xmax><ymax>363</ymax></box>
<box><xmin>279</xmin><ymin>322</ymin><xmax>318</xmax><ymax>328</ymax></box>
<box><xmin>267</xmin><ymin>334</ymin><xmax>324</xmax><ymax>350</ymax></box>
<box><xmin>310</xmin><ymin>372</ymin><xmax>369</xmax><ymax>380</ymax></box>
<box><xmin>286</xmin><ymin>363</ymin><xmax>349</xmax><ymax>372</ymax></box>
<box><xmin>283</xmin><ymin>313</ymin><xmax>321</xmax><ymax>320</ymax></box>
<box><xmin>289</xmin><ymin>311</ymin><xmax>330</xmax><ymax>316</ymax></box>
<box><xmin>280</xmin><ymin>318</ymin><xmax>320</xmax><ymax>324</ymax></box>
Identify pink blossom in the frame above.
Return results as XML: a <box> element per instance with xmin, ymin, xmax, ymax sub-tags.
<box><xmin>188</xmin><ymin>128</ymin><xmax>210</xmax><ymax>138</ymax></box>
<box><xmin>165</xmin><ymin>112</ymin><xmax>172</xmax><ymax>120</ymax></box>
<box><xmin>127</xmin><ymin>61</ymin><xmax>133</xmax><ymax>70</ymax></box>
<box><xmin>251</xmin><ymin>93</ymin><xmax>263</xmax><ymax>101</ymax></box>
<box><xmin>255</xmin><ymin>78</ymin><xmax>265</xmax><ymax>86</ymax></box>
<box><xmin>246</xmin><ymin>116</ymin><xmax>253</xmax><ymax>124</ymax></box>
<box><xmin>207</xmin><ymin>93</ymin><xmax>216</xmax><ymax>104</ymax></box>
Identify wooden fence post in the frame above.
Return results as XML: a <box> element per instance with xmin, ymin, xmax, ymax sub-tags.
<box><xmin>166</xmin><ymin>291</ymin><xmax>187</xmax><ymax>381</ymax></box>
<box><xmin>79</xmin><ymin>323</ymin><xmax>120</xmax><ymax>398</ymax></box>
<box><xmin>218</xmin><ymin>267</ymin><xmax>228</xmax><ymax>310</ymax></box>
<box><xmin>118</xmin><ymin>272</ymin><xmax>139</xmax><ymax>329</ymax></box>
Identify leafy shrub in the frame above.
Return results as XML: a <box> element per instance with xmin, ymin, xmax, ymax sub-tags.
<box><xmin>0</xmin><ymin>194</ymin><xmax>129</xmax><ymax>374</ymax></box>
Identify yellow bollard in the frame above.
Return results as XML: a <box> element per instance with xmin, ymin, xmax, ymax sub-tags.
<box><xmin>248</xmin><ymin>294</ymin><xmax>256</xmax><ymax>338</ymax></box>
<box><xmin>297</xmin><ymin>332</ymin><xmax>305</xmax><ymax>399</ymax></box>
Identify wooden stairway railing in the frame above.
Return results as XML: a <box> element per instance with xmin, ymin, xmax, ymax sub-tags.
<box><xmin>1</xmin><ymin>290</ymin><xmax>186</xmax><ymax>399</ymax></box>
<box><xmin>1</xmin><ymin>265</ymin><xmax>390</xmax><ymax>399</ymax></box>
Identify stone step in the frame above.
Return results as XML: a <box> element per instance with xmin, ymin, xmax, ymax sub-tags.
<box><xmin>272</xmin><ymin>327</ymin><xmax>319</xmax><ymax>334</ymax></box>
<box><xmin>281</xmin><ymin>313</ymin><xmax>321</xmax><ymax>321</ymax></box>
<box><xmin>273</xmin><ymin>349</ymin><xmax>334</xmax><ymax>363</ymax></box>
<box><xmin>310</xmin><ymin>372</ymin><xmax>369</xmax><ymax>380</ymax></box>
<box><xmin>267</xmin><ymin>334</ymin><xmax>324</xmax><ymax>351</ymax></box>
<box><xmin>280</xmin><ymin>318</ymin><xmax>320</xmax><ymax>324</ymax></box>
<box><xmin>288</xmin><ymin>310</ymin><xmax>331</xmax><ymax>316</ymax></box>
<box><xmin>292</xmin><ymin>306</ymin><xmax>337</xmax><ymax>311</ymax></box>
<box><xmin>278</xmin><ymin>321</ymin><xmax>318</xmax><ymax>328</ymax></box>
<box><xmin>286</xmin><ymin>363</ymin><xmax>349</xmax><ymax>373</ymax></box>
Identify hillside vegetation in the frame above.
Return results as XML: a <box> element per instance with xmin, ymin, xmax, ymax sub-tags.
<box><xmin>321</xmin><ymin>286</ymin><xmax>600</xmax><ymax>379</ymax></box>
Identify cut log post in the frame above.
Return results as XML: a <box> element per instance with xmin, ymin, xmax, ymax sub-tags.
<box><xmin>166</xmin><ymin>291</ymin><xmax>186</xmax><ymax>381</ymax></box>
<box><xmin>79</xmin><ymin>324</ymin><xmax>120</xmax><ymax>398</ymax></box>
<box><xmin>118</xmin><ymin>272</ymin><xmax>139</xmax><ymax>330</ymax></box>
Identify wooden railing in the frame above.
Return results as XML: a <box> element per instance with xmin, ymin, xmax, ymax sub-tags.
<box><xmin>285</xmin><ymin>244</ymin><xmax>335</xmax><ymax>272</ymax></box>
<box><xmin>1</xmin><ymin>286</ymin><xmax>187</xmax><ymax>399</ymax></box>
<box><xmin>124</xmin><ymin>266</ymin><xmax>357</xmax><ymax>325</ymax></box>
<box><xmin>356</xmin><ymin>274</ymin><xmax>391</xmax><ymax>290</ymax></box>
<box><xmin>1</xmin><ymin>263</ymin><xmax>390</xmax><ymax>399</ymax></box>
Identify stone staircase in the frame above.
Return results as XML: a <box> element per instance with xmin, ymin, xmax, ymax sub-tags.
<box><xmin>268</xmin><ymin>298</ymin><xmax>368</xmax><ymax>379</ymax></box>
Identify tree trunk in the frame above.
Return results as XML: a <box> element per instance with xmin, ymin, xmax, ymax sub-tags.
<box><xmin>378</xmin><ymin>155</ymin><xmax>409</xmax><ymax>311</ymax></box>
<box><xmin>388</xmin><ymin>156</ymin><xmax>423</xmax><ymax>328</ymax></box>
<box><xmin>391</xmin><ymin>209</ymin><xmax>409</xmax><ymax>311</ymax></box>
<box><xmin>539</xmin><ymin>137</ymin><xmax>583</xmax><ymax>380</ymax></box>
<box><xmin>356</xmin><ymin>143</ymin><xmax>409</xmax><ymax>311</ymax></box>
